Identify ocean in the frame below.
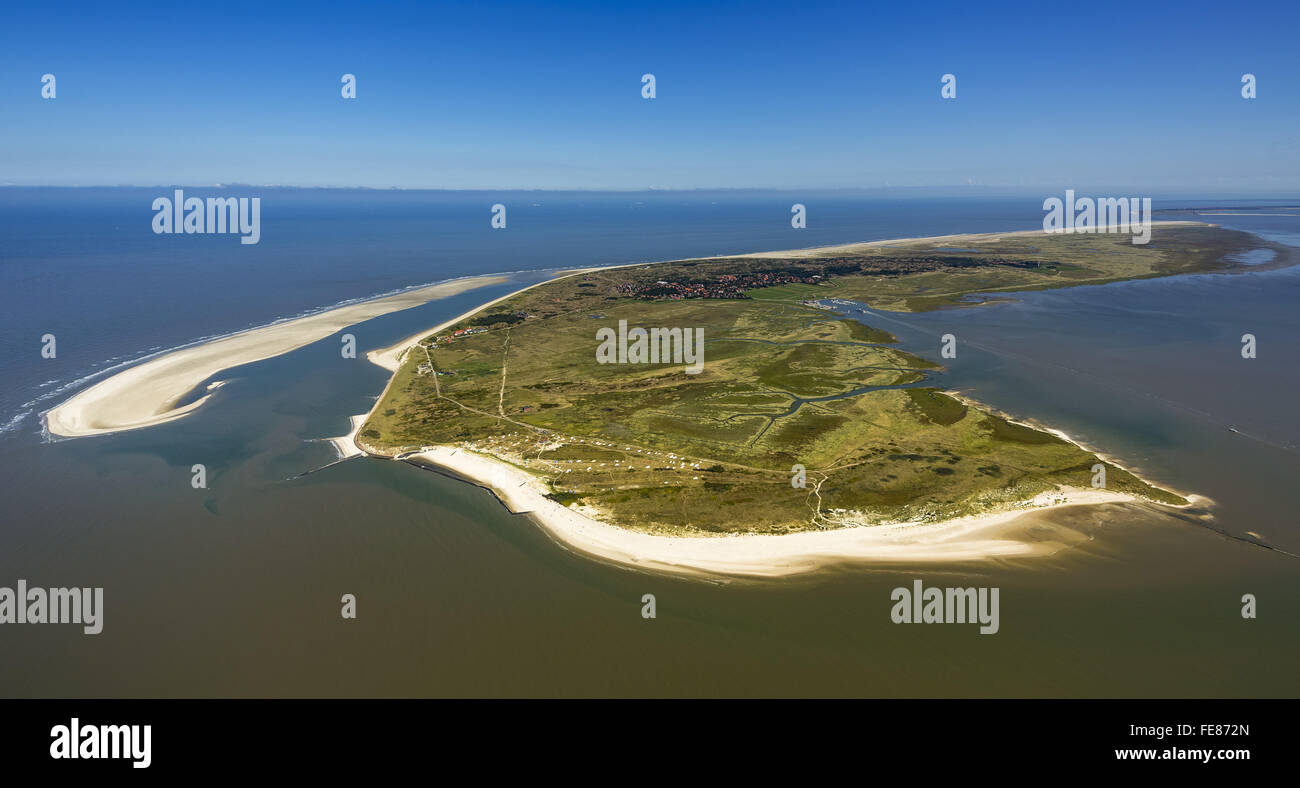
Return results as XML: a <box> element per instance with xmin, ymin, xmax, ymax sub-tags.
<box><xmin>1</xmin><ymin>189</ymin><xmax>1296</xmax><ymax>696</ymax></box>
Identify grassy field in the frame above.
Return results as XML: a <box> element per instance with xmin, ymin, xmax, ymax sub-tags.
<box><xmin>357</xmin><ymin>225</ymin><xmax>1273</xmax><ymax>534</ymax></box>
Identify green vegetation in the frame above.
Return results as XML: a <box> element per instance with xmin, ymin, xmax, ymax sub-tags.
<box><xmin>356</xmin><ymin>226</ymin><xmax>1262</xmax><ymax>535</ymax></box>
<box><xmin>468</xmin><ymin>310</ymin><xmax>526</xmax><ymax>327</ymax></box>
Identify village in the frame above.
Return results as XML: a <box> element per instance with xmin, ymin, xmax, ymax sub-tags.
<box><xmin>614</xmin><ymin>270</ymin><xmax>822</xmax><ymax>300</ymax></box>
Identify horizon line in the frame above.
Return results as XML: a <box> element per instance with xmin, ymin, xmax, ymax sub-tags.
<box><xmin>2</xmin><ymin>184</ymin><xmax>1299</xmax><ymax>198</ymax></box>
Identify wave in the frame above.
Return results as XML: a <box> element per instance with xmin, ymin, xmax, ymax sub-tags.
<box><xmin>0</xmin><ymin>410</ymin><xmax>31</xmax><ymax>435</ymax></box>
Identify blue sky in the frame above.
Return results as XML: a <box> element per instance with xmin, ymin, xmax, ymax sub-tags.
<box><xmin>2</xmin><ymin>0</ymin><xmax>1298</xmax><ymax>191</ymax></box>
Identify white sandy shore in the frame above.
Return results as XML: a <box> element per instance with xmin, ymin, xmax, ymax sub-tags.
<box><xmin>365</xmin><ymin>265</ymin><xmax>626</xmax><ymax>372</ymax></box>
<box><xmin>739</xmin><ymin>222</ymin><xmax>1211</xmax><ymax>259</ymax></box>
<box><xmin>328</xmin><ymin>414</ymin><xmax>368</xmax><ymax>459</ymax></box>
<box><xmin>404</xmin><ymin>446</ymin><xmax>1138</xmax><ymax>579</ymax></box>
<box><xmin>44</xmin><ymin>275</ymin><xmax>509</xmax><ymax>437</ymax></box>
<box><xmin>941</xmin><ymin>391</ymin><xmax>1200</xmax><ymax>506</ymax></box>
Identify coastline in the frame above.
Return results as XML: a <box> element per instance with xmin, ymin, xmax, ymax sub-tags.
<box><xmin>328</xmin><ymin>414</ymin><xmax>367</xmax><ymax>459</ymax></box>
<box><xmin>359</xmin><ymin>388</ymin><xmax>1195</xmax><ymax>579</ymax></box>
<box><xmin>43</xmin><ymin>275</ymin><xmax>510</xmax><ymax>438</ymax></box>
<box><xmin>737</xmin><ymin>221</ymin><xmax>1212</xmax><ymax>259</ymax></box>
<box><xmin>400</xmin><ymin>445</ymin><xmax>1141</xmax><ymax>579</ymax></box>
<box><xmin>940</xmin><ymin>391</ymin><xmax>1204</xmax><ymax>508</ymax></box>
<box><xmin>364</xmin><ymin>265</ymin><xmax>623</xmax><ymax>372</ymax></box>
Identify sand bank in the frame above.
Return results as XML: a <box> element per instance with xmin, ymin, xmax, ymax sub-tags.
<box><xmin>45</xmin><ymin>276</ymin><xmax>508</xmax><ymax>438</ymax></box>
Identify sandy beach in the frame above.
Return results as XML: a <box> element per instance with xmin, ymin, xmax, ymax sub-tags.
<box><xmin>739</xmin><ymin>221</ymin><xmax>1210</xmax><ymax>259</ymax></box>
<box><xmin>354</xmin><ymin>382</ymin><xmax>1190</xmax><ymax>579</ymax></box>
<box><xmin>328</xmin><ymin>414</ymin><xmax>368</xmax><ymax>459</ymax></box>
<box><xmin>365</xmin><ymin>265</ymin><xmax>626</xmax><ymax>372</ymax></box>
<box><xmin>44</xmin><ymin>275</ymin><xmax>509</xmax><ymax>438</ymax></box>
<box><xmin>403</xmin><ymin>445</ymin><xmax>1138</xmax><ymax>579</ymax></box>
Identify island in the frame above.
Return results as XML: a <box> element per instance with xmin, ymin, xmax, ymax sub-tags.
<box><xmin>348</xmin><ymin>223</ymin><xmax>1282</xmax><ymax>576</ymax></box>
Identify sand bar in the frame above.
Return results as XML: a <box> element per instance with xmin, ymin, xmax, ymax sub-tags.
<box><xmin>45</xmin><ymin>275</ymin><xmax>508</xmax><ymax>438</ymax></box>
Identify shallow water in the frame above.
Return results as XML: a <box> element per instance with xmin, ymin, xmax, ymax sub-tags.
<box><xmin>1</xmin><ymin>193</ymin><xmax>1296</xmax><ymax>697</ymax></box>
